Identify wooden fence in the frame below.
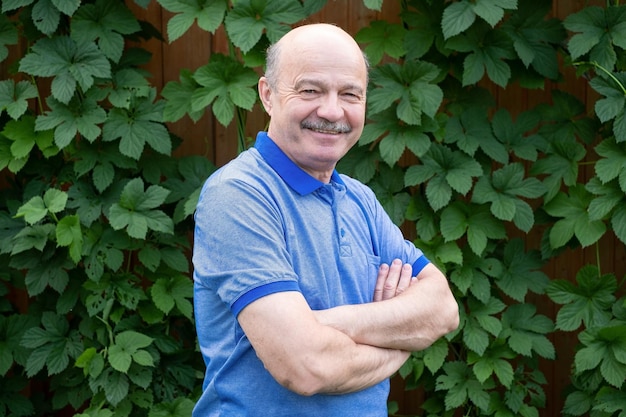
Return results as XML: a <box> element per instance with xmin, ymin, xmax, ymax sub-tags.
<box><xmin>2</xmin><ymin>0</ymin><xmax>625</xmax><ymax>415</ymax></box>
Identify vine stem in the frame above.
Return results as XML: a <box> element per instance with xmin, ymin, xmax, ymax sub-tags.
<box><xmin>574</xmin><ymin>60</ymin><xmax>626</xmax><ymax>95</ymax></box>
<box><xmin>236</xmin><ymin>106</ymin><xmax>247</xmax><ymax>153</ymax></box>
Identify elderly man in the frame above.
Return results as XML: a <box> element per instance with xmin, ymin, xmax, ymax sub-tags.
<box><xmin>192</xmin><ymin>23</ymin><xmax>459</xmax><ymax>417</ymax></box>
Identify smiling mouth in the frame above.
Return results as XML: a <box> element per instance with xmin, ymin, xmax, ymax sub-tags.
<box><xmin>311</xmin><ymin>128</ymin><xmax>342</xmax><ymax>134</ymax></box>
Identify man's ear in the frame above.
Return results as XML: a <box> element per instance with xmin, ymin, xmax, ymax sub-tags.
<box><xmin>258</xmin><ymin>77</ymin><xmax>272</xmax><ymax>115</ymax></box>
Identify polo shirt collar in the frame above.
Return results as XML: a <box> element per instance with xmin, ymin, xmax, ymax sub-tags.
<box><xmin>254</xmin><ymin>132</ymin><xmax>345</xmax><ymax>196</ymax></box>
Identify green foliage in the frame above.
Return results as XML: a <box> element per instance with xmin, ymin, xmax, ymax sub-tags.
<box><xmin>0</xmin><ymin>1</ymin><xmax>212</xmax><ymax>416</ymax></box>
<box><xmin>548</xmin><ymin>266</ymin><xmax>626</xmax><ymax>416</ymax></box>
<box><xmin>2</xmin><ymin>0</ymin><xmax>625</xmax><ymax>417</ymax></box>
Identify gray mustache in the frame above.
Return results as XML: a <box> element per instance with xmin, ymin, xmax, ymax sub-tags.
<box><xmin>301</xmin><ymin>119</ymin><xmax>351</xmax><ymax>133</ymax></box>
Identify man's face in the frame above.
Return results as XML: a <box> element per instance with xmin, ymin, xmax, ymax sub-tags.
<box><xmin>259</xmin><ymin>32</ymin><xmax>368</xmax><ymax>181</ymax></box>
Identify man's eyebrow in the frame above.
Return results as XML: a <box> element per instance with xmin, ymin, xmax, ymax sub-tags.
<box><xmin>294</xmin><ymin>78</ymin><xmax>365</xmax><ymax>95</ymax></box>
<box><xmin>294</xmin><ymin>78</ymin><xmax>325</xmax><ymax>90</ymax></box>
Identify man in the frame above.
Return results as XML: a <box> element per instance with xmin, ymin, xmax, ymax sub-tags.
<box><xmin>192</xmin><ymin>23</ymin><xmax>459</xmax><ymax>417</ymax></box>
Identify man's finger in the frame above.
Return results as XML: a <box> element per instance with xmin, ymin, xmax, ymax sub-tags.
<box><xmin>382</xmin><ymin>259</ymin><xmax>403</xmax><ymax>300</ymax></box>
<box><xmin>373</xmin><ymin>263</ymin><xmax>389</xmax><ymax>302</ymax></box>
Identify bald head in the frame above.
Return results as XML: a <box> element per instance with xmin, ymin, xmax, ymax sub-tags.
<box><xmin>264</xmin><ymin>24</ymin><xmax>369</xmax><ymax>90</ymax></box>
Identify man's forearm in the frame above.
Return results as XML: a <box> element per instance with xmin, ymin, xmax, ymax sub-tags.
<box><xmin>309</xmin><ymin>341</ymin><xmax>411</xmax><ymax>395</ymax></box>
<box><xmin>239</xmin><ymin>291</ymin><xmax>411</xmax><ymax>397</ymax></box>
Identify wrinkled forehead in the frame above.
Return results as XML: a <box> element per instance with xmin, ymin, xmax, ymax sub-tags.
<box><xmin>277</xmin><ymin>26</ymin><xmax>368</xmax><ymax>87</ymax></box>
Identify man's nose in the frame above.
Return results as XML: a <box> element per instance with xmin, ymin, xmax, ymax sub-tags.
<box><xmin>316</xmin><ymin>93</ymin><xmax>343</xmax><ymax>121</ymax></box>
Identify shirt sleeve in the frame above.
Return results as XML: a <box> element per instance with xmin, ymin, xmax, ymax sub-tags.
<box><xmin>193</xmin><ymin>172</ymin><xmax>300</xmax><ymax>315</ymax></box>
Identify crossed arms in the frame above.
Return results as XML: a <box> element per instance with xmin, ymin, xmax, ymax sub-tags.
<box><xmin>237</xmin><ymin>259</ymin><xmax>459</xmax><ymax>396</ymax></box>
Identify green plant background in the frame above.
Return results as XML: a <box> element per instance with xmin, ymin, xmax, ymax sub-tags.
<box><xmin>0</xmin><ymin>0</ymin><xmax>625</xmax><ymax>416</ymax></box>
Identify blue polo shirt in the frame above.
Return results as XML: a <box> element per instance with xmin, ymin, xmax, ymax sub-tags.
<box><xmin>192</xmin><ymin>132</ymin><xmax>429</xmax><ymax>417</ymax></box>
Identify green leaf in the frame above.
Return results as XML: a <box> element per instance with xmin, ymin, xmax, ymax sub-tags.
<box><xmin>151</xmin><ymin>276</ymin><xmax>193</xmax><ymax>319</ymax></box>
<box><xmin>576</xmin><ymin>325</ymin><xmax>626</xmax><ymax>387</ymax></box>
<box><xmin>108</xmin><ymin>330</ymin><xmax>154</xmax><ymax>373</ymax></box>
<box><xmin>502</xmin><ymin>304</ymin><xmax>555</xmax><ymax>359</ymax></box>
<box><xmin>109</xmin><ymin>68</ymin><xmax>152</xmax><ymax>109</ymax></box>
<box><xmin>464</xmin><ymin>297</ymin><xmax>505</xmax><ymax>355</ymax></box>
<box><xmin>138</xmin><ymin>245</ymin><xmax>161</xmax><ymax>272</ymax></box>
<box><xmin>23</xmin><ymin>253</ymin><xmax>72</xmax><ymax>296</ymax></box>
<box><xmin>160</xmin><ymin>246</ymin><xmax>190</xmax><ymax>272</ymax></box>
<box><xmin>491</xmin><ymin>109</ymin><xmax>543</xmax><ymax>162</ymax></box>
<box><xmin>162</xmin><ymin>155</ymin><xmax>215</xmax><ymax>223</ymax></box>
<box><xmin>501</xmin><ymin>1</ymin><xmax>564</xmax><ymax>78</ymax></box>
<box><xmin>56</xmin><ymin>215</ymin><xmax>82</xmax><ymax>263</ymax></box>
<box><xmin>2</xmin><ymin>116</ymin><xmax>56</xmax><ymax>164</ymax></box>
<box><xmin>496</xmin><ymin>239</ymin><xmax>549</xmax><ymax>302</ymax></box>
<box><xmin>21</xmin><ymin>312</ymin><xmax>82</xmax><ymax>377</ymax></box>
<box><xmin>16</xmin><ymin>196</ymin><xmax>48</xmax><ymax>225</ymax></box>
<box><xmin>442</xmin><ymin>1</ymin><xmax>475</xmax><ymax>39</ymax></box>
<box><xmin>472</xmin><ymin>163</ymin><xmax>545</xmax><ymax>232</ymax></box>
<box><xmin>162</xmin><ymin>69</ymin><xmax>203</xmax><ymax>122</ymax></box>
<box><xmin>19</xmin><ymin>37</ymin><xmax>111</xmax><ymax>104</ymax></box>
<box><xmin>590</xmin><ymin>74</ymin><xmax>626</xmax><ymax>124</ymax></box>
<box><xmin>108</xmin><ymin>178</ymin><xmax>173</xmax><ymax>239</ymax></box>
<box><xmin>369</xmin><ymin>61</ymin><xmax>443</xmax><ymax>125</ymax></box>
<box><xmin>32</xmin><ymin>0</ymin><xmax>61</xmax><ymax>35</ymax></box>
<box><xmin>595</xmin><ymin>138</ymin><xmax>626</xmax><ymax>193</ymax></box>
<box><xmin>71</xmin><ymin>0</ymin><xmax>141</xmax><ymax>62</ymax></box>
<box><xmin>594</xmin><ymin>387</ymin><xmax>626</xmax><ymax>414</ymax></box>
<box><xmin>611</xmin><ymin>204</ymin><xmax>626</xmax><ymax>245</ymax></box>
<box><xmin>469</xmin><ymin>348</ymin><xmax>514</xmax><ymax>388</ymax></box>
<box><xmin>451</xmin><ymin>252</ymin><xmax>501</xmax><ymax>303</ymax></box>
<box><xmin>103</xmin><ymin>369</ymin><xmax>129</xmax><ymax>406</ymax></box>
<box><xmin>0</xmin><ymin>315</ymin><xmax>38</xmax><ymax>376</ymax></box>
<box><xmin>35</xmin><ymin>94</ymin><xmax>107</xmax><ymax>149</ymax></box>
<box><xmin>544</xmin><ymin>185</ymin><xmax>607</xmax><ymax>248</ymax></box>
<box><xmin>531</xmin><ymin>136</ymin><xmax>586</xmax><ymax>202</ymax></box>
<box><xmin>159</xmin><ymin>0</ymin><xmax>228</xmax><ymax>42</ymax></box>
<box><xmin>448</xmin><ymin>23</ymin><xmax>514</xmax><ymax>88</ymax></box>
<box><xmin>10</xmin><ymin>224</ymin><xmax>54</xmax><ymax>255</ymax></box>
<box><xmin>225</xmin><ymin>0</ymin><xmax>305</xmax><ymax>53</ymax></box>
<box><xmin>405</xmin><ymin>144</ymin><xmax>482</xmax><ymax>211</ymax></box>
<box><xmin>436</xmin><ymin>361</ymin><xmax>491</xmax><ymax>411</ymax></box>
<box><xmin>51</xmin><ymin>0</ymin><xmax>80</xmax><ymax>15</ymax></box>
<box><xmin>15</xmin><ymin>189</ymin><xmax>67</xmax><ymax>225</ymax></box>
<box><xmin>103</xmin><ymin>89</ymin><xmax>171</xmax><ymax>159</ymax></box>
<box><xmin>546</xmin><ymin>266</ymin><xmax>616</xmax><ymax>331</ymax></box>
<box><xmin>0</xmin><ymin>80</ymin><xmax>38</xmax><ymax>120</ymax></box>
<box><xmin>43</xmin><ymin>188</ymin><xmax>68</xmax><ymax>214</ymax></box>
<box><xmin>187</xmin><ymin>54</ymin><xmax>261</xmax><ymax>126</ymax></box>
<box><xmin>445</xmin><ymin>107</ymin><xmax>508</xmax><ymax>163</ymax></box>
<box><xmin>563</xmin><ymin>390</ymin><xmax>593</xmax><ymax>416</ymax></box>
<box><xmin>565</xmin><ymin>6</ymin><xmax>626</xmax><ymax>69</ymax></box>
<box><xmin>403</xmin><ymin>10</ymin><xmax>438</xmax><ymax>60</ymax></box>
<box><xmin>474</xmin><ymin>0</ymin><xmax>518</xmax><ymax>27</ymax></box>
<box><xmin>441</xmin><ymin>202</ymin><xmax>506</xmax><ymax>256</ymax></box>
<box><xmin>0</xmin><ymin>14</ymin><xmax>18</xmax><ymax>62</ymax></box>
<box><xmin>149</xmin><ymin>398</ymin><xmax>195</xmax><ymax>417</ymax></box>
<box><xmin>423</xmin><ymin>338</ymin><xmax>449</xmax><ymax>374</ymax></box>
<box><xmin>355</xmin><ymin>21</ymin><xmax>406</xmax><ymax>65</ymax></box>
<box><xmin>586</xmin><ymin>176</ymin><xmax>624</xmax><ymax>220</ymax></box>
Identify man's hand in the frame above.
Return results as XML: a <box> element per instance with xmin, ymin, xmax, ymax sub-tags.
<box><xmin>373</xmin><ymin>259</ymin><xmax>414</xmax><ymax>302</ymax></box>
<box><xmin>316</xmin><ymin>262</ymin><xmax>459</xmax><ymax>352</ymax></box>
